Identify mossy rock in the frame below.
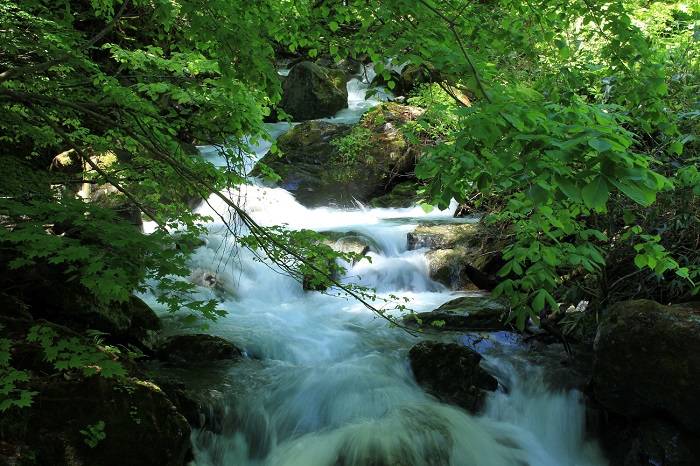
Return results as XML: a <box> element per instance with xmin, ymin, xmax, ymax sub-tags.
<box><xmin>254</xmin><ymin>111</ymin><xmax>423</xmax><ymax>207</ymax></box>
<box><xmin>409</xmin><ymin>341</ymin><xmax>498</xmax><ymax>413</ymax></box>
<box><xmin>278</xmin><ymin>61</ymin><xmax>349</xmax><ymax>121</ymax></box>
<box><xmin>156</xmin><ymin>334</ymin><xmax>243</xmax><ymax>366</ymax></box>
<box><xmin>593</xmin><ymin>299</ymin><xmax>700</xmax><ymax>435</ymax></box>
<box><xmin>0</xmin><ymin>320</ymin><xmax>190</xmax><ymax>466</ymax></box>
<box><xmin>407</xmin><ymin>222</ymin><xmax>480</xmax><ymax>250</ymax></box>
<box><xmin>404</xmin><ymin>296</ymin><xmax>509</xmax><ymax>331</ymax></box>
<box><xmin>369</xmin><ymin>181</ymin><xmax>422</xmax><ymax>208</ymax></box>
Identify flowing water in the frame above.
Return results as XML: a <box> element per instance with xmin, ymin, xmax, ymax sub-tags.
<box><xmin>145</xmin><ymin>76</ymin><xmax>607</xmax><ymax>466</ymax></box>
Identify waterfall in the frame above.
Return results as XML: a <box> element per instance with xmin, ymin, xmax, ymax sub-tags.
<box><xmin>145</xmin><ymin>78</ymin><xmax>607</xmax><ymax>466</ymax></box>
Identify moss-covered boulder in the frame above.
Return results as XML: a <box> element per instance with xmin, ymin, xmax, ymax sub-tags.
<box><xmin>369</xmin><ymin>181</ymin><xmax>422</xmax><ymax>208</ymax></box>
<box><xmin>404</xmin><ymin>296</ymin><xmax>509</xmax><ymax>331</ymax></box>
<box><xmin>254</xmin><ymin>103</ymin><xmax>424</xmax><ymax>207</ymax></box>
<box><xmin>598</xmin><ymin>416</ymin><xmax>700</xmax><ymax>466</ymax></box>
<box><xmin>407</xmin><ymin>222</ymin><xmax>480</xmax><ymax>250</ymax></box>
<box><xmin>155</xmin><ymin>334</ymin><xmax>243</xmax><ymax>366</ymax></box>
<box><xmin>320</xmin><ymin>231</ymin><xmax>377</xmax><ymax>259</ymax></box>
<box><xmin>593</xmin><ymin>299</ymin><xmax>700</xmax><ymax>435</ymax></box>
<box><xmin>408</xmin><ymin>222</ymin><xmax>510</xmax><ymax>291</ymax></box>
<box><xmin>279</xmin><ymin>61</ymin><xmax>349</xmax><ymax>121</ymax></box>
<box><xmin>0</xmin><ymin>319</ymin><xmax>190</xmax><ymax>466</ymax></box>
<box><xmin>409</xmin><ymin>341</ymin><xmax>498</xmax><ymax>413</ymax></box>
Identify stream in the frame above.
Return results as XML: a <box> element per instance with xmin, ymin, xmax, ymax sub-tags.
<box><xmin>144</xmin><ymin>75</ymin><xmax>608</xmax><ymax>466</ymax></box>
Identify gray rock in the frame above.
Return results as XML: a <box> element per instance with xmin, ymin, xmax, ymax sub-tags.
<box><xmin>593</xmin><ymin>299</ymin><xmax>700</xmax><ymax>435</ymax></box>
<box><xmin>279</xmin><ymin>61</ymin><xmax>348</xmax><ymax>121</ymax></box>
<box><xmin>409</xmin><ymin>340</ymin><xmax>498</xmax><ymax>413</ymax></box>
<box><xmin>156</xmin><ymin>334</ymin><xmax>243</xmax><ymax>366</ymax></box>
<box><xmin>404</xmin><ymin>296</ymin><xmax>509</xmax><ymax>331</ymax></box>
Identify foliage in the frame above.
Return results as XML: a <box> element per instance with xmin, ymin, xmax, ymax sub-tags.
<box><xmin>0</xmin><ymin>325</ymin><xmax>37</xmax><ymax>413</ymax></box>
<box><xmin>2</xmin><ymin>0</ymin><xmax>699</xmax><ymax>342</ymax></box>
<box><xmin>80</xmin><ymin>420</ymin><xmax>106</xmax><ymax>448</ymax></box>
<box><xmin>27</xmin><ymin>325</ymin><xmax>128</xmax><ymax>378</ymax></box>
<box><xmin>276</xmin><ymin>0</ymin><xmax>700</xmax><ymax>326</ymax></box>
<box><xmin>330</xmin><ymin>126</ymin><xmax>376</xmax><ymax>166</ymax></box>
<box><xmin>405</xmin><ymin>83</ymin><xmax>460</xmax><ymax>140</ymax></box>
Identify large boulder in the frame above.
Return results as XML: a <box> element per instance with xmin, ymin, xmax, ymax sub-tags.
<box><xmin>404</xmin><ymin>296</ymin><xmax>509</xmax><ymax>331</ymax></box>
<box><xmin>597</xmin><ymin>416</ymin><xmax>700</xmax><ymax>466</ymax></box>
<box><xmin>409</xmin><ymin>340</ymin><xmax>498</xmax><ymax>413</ymax></box>
<box><xmin>409</xmin><ymin>222</ymin><xmax>509</xmax><ymax>291</ymax></box>
<box><xmin>155</xmin><ymin>334</ymin><xmax>243</xmax><ymax>366</ymax></box>
<box><xmin>254</xmin><ymin>103</ymin><xmax>424</xmax><ymax>207</ymax></box>
<box><xmin>407</xmin><ymin>222</ymin><xmax>479</xmax><ymax>250</ymax></box>
<box><xmin>0</xmin><ymin>319</ymin><xmax>190</xmax><ymax>466</ymax></box>
<box><xmin>593</xmin><ymin>299</ymin><xmax>700</xmax><ymax>435</ymax></box>
<box><xmin>279</xmin><ymin>61</ymin><xmax>349</xmax><ymax>121</ymax></box>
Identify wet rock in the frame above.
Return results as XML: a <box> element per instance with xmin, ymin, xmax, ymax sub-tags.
<box><xmin>593</xmin><ymin>299</ymin><xmax>700</xmax><ymax>435</ymax></box>
<box><xmin>404</xmin><ymin>296</ymin><xmax>509</xmax><ymax>331</ymax></box>
<box><xmin>279</xmin><ymin>61</ymin><xmax>349</xmax><ymax>121</ymax></box>
<box><xmin>409</xmin><ymin>222</ymin><xmax>509</xmax><ymax>291</ymax></box>
<box><xmin>124</xmin><ymin>295</ymin><xmax>162</xmax><ymax>353</ymax></box>
<box><xmin>320</xmin><ymin>231</ymin><xmax>378</xmax><ymax>258</ymax></box>
<box><xmin>0</xmin><ymin>320</ymin><xmax>190</xmax><ymax>466</ymax></box>
<box><xmin>254</xmin><ymin>103</ymin><xmax>423</xmax><ymax>207</ymax></box>
<box><xmin>597</xmin><ymin>415</ymin><xmax>700</xmax><ymax>466</ymax></box>
<box><xmin>409</xmin><ymin>340</ymin><xmax>498</xmax><ymax>413</ymax></box>
<box><xmin>369</xmin><ymin>181</ymin><xmax>421</xmax><ymax>208</ymax></box>
<box><xmin>315</xmin><ymin>57</ymin><xmax>364</xmax><ymax>76</ymax></box>
<box><xmin>424</xmin><ymin>247</ymin><xmax>474</xmax><ymax>289</ymax></box>
<box><xmin>188</xmin><ymin>268</ymin><xmax>235</xmax><ymax>298</ymax></box>
<box><xmin>407</xmin><ymin>222</ymin><xmax>479</xmax><ymax>250</ymax></box>
<box><xmin>156</xmin><ymin>334</ymin><xmax>243</xmax><ymax>366</ymax></box>
<box><xmin>399</xmin><ymin>65</ymin><xmax>434</xmax><ymax>94</ymax></box>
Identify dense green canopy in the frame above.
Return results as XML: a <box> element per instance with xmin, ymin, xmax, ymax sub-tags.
<box><xmin>1</xmin><ymin>0</ymin><xmax>699</xmax><ymax>410</ymax></box>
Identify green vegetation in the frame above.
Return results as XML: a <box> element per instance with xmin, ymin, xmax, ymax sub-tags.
<box><xmin>2</xmin><ymin>0</ymin><xmax>700</xmax><ymax>432</ymax></box>
<box><xmin>329</xmin><ymin>126</ymin><xmax>377</xmax><ymax>182</ymax></box>
<box><xmin>80</xmin><ymin>420</ymin><xmax>107</xmax><ymax>448</ymax></box>
<box><xmin>286</xmin><ymin>0</ymin><xmax>700</xmax><ymax>329</ymax></box>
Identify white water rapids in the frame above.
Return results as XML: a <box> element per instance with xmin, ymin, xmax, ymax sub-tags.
<box><xmin>144</xmin><ymin>76</ymin><xmax>608</xmax><ymax>466</ymax></box>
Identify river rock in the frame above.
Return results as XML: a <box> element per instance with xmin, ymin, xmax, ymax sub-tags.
<box><xmin>279</xmin><ymin>61</ymin><xmax>349</xmax><ymax>121</ymax></box>
<box><xmin>0</xmin><ymin>320</ymin><xmax>191</xmax><ymax>466</ymax></box>
<box><xmin>592</xmin><ymin>299</ymin><xmax>700</xmax><ymax>435</ymax></box>
<box><xmin>409</xmin><ymin>340</ymin><xmax>498</xmax><ymax>413</ymax></box>
<box><xmin>369</xmin><ymin>181</ymin><xmax>421</xmax><ymax>208</ymax></box>
<box><xmin>409</xmin><ymin>222</ymin><xmax>509</xmax><ymax>291</ymax></box>
<box><xmin>156</xmin><ymin>334</ymin><xmax>243</xmax><ymax>366</ymax></box>
<box><xmin>320</xmin><ymin>231</ymin><xmax>378</xmax><ymax>257</ymax></box>
<box><xmin>597</xmin><ymin>415</ymin><xmax>700</xmax><ymax>466</ymax></box>
<box><xmin>254</xmin><ymin>103</ymin><xmax>423</xmax><ymax>207</ymax></box>
<box><xmin>407</xmin><ymin>222</ymin><xmax>479</xmax><ymax>250</ymax></box>
<box><xmin>404</xmin><ymin>296</ymin><xmax>509</xmax><ymax>331</ymax></box>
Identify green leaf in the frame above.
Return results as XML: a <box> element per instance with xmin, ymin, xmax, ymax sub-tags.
<box><xmin>588</xmin><ymin>138</ymin><xmax>612</xmax><ymax>152</ymax></box>
<box><xmin>669</xmin><ymin>141</ymin><xmax>683</xmax><ymax>156</ymax></box>
<box><xmin>581</xmin><ymin>176</ymin><xmax>609</xmax><ymax>209</ymax></box>
<box><xmin>609</xmin><ymin>179</ymin><xmax>655</xmax><ymax>206</ymax></box>
<box><xmin>556</xmin><ymin>177</ymin><xmax>582</xmax><ymax>203</ymax></box>
<box><xmin>329</xmin><ymin>21</ymin><xmax>339</xmax><ymax>32</ymax></box>
<box><xmin>634</xmin><ymin>254</ymin><xmax>648</xmax><ymax>269</ymax></box>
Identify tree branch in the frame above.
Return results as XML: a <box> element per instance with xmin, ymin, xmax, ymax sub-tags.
<box><xmin>0</xmin><ymin>0</ymin><xmax>131</xmax><ymax>83</ymax></box>
<box><xmin>22</xmin><ymin>100</ymin><xmax>168</xmax><ymax>233</ymax></box>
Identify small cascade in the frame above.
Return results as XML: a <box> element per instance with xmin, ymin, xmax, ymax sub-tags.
<box><xmin>144</xmin><ymin>76</ymin><xmax>607</xmax><ymax>466</ymax></box>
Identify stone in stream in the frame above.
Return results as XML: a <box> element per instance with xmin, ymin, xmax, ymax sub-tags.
<box><xmin>253</xmin><ymin>102</ymin><xmax>424</xmax><ymax>208</ymax></box>
<box><xmin>409</xmin><ymin>340</ymin><xmax>499</xmax><ymax>413</ymax></box>
<box><xmin>408</xmin><ymin>221</ymin><xmax>510</xmax><ymax>291</ymax></box>
<box><xmin>403</xmin><ymin>296</ymin><xmax>509</xmax><ymax>331</ymax></box>
<box><xmin>155</xmin><ymin>334</ymin><xmax>243</xmax><ymax>366</ymax></box>
<box><xmin>278</xmin><ymin>61</ymin><xmax>349</xmax><ymax>121</ymax></box>
<box><xmin>592</xmin><ymin>299</ymin><xmax>700</xmax><ymax>464</ymax></box>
